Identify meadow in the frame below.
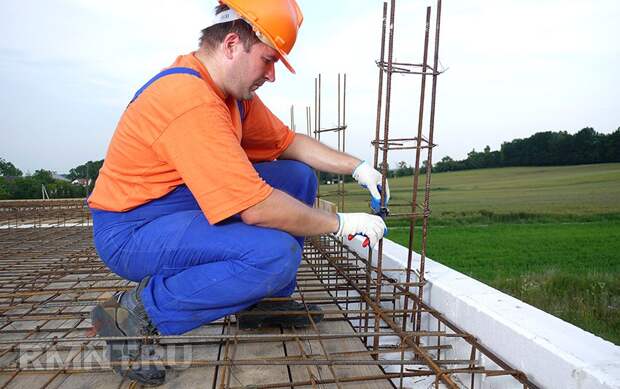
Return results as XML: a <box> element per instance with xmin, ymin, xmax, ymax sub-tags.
<box><xmin>319</xmin><ymin>163</ymin><xmax>620</xmax><ymax>344</ymax></box>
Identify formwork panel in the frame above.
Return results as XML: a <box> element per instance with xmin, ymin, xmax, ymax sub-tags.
<box><xmin>0</xmin><ymin>198</ymin><xmax>537</xmax><ymax>388</ymax></box>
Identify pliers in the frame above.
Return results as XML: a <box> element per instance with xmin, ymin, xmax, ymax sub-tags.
<box><xmin>347</xmin><ymin>206</ymin><xmax>390</xmax><ymax>247</ymax></box>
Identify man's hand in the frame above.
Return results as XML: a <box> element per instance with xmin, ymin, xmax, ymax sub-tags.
<box><xmin>352</xmin><ymin>161</ymin><xmax>390</xmax><ymax>212</ymax></box>
<box><xmin>334</xmin><ymin>212</ymin><xmax>387</xmax><ymax>248</ymax></box>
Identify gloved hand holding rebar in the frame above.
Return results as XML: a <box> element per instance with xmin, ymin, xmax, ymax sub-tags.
<box><xmin>352</xmin><ymin>161</ymin><xmax>390</xmax><ymax>212</ymax></box>
<box><xmin>334</xmin><ymin>213</ymin><xmax>387</xmax><ymax>248</ymax></box>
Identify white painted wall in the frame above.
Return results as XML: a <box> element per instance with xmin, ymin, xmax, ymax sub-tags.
<box><xmin>345</xmin><ymin>236</ymin><xmax>620</xmax><ymax>389</ymax></box>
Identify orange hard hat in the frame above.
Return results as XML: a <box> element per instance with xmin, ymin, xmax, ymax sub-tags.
<box><xmin>220</xmin><ymin>0</ymin><xmax>303</xmax><ymax>74</ymax></box>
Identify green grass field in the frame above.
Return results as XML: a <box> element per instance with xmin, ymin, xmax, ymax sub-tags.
<box><xmin>319</xmin><ymin>163</ymin><xmax>620</xmax><ymax>344</ymax></box>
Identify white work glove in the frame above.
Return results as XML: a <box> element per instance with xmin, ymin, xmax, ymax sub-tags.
<box><xmin>352</xmin><ymin>161</ymin><xmax>390</xmax><ymax>212</ymax></box>
<box><xmin>334</xmin><ymin>212</ymin><xmax>387</xmax><ymax>248</ymax></box>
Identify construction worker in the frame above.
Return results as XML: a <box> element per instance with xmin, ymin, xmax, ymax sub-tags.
<box><xmin>88</xmin><ymin>0</ymin><xmax>390</xmax><ymax>385</ymax></box>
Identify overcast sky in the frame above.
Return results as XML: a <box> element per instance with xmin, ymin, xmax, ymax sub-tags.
<box><xmin>1</xmin><ymin>0</ymin><xmax>619</xmax><ymax>174</ymax></box>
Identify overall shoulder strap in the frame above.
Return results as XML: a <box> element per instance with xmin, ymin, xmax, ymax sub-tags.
<box><xmin>129</xmin><ymin>66</ymin><xmax>247</xmax><ymax>123</ymax></box>
<box><xmin>129</xmin><ymin>67</ymin><xmax>201</xmax><ymax>105</ymax></box>
<box><xmin>237</xmin><ymin>100</ymin><xmax>246</xmax><ymax>122</ymax></box>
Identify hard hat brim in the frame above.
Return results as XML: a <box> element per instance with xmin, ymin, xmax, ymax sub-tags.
<box><xmin>277</xmin><ymin>51</ymin><xmax>295</xmax><ymax>74</ymax></box>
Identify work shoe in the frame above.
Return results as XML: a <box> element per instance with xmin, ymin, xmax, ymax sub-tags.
<box><xmin>237</xmin><ymin>300</ymin><xmax>324</xmax><ymax>330</ymax></box>
<box><xmin>90</xmin><ymin>277</ymin><xmax>165</xmax><ymax>386</ymax></box>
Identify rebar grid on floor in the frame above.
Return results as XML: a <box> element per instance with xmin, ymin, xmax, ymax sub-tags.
<box><xmin>0</xmin><ymin>212</ymin><xmax>537</xmax><ymax>388</ymax></box>
<box><xmin>0</xmin><ymin>199</ymin><xmax>91</xmax><ymax>229</ymax></box>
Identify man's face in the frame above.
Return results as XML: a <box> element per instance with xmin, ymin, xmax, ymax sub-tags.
<box><xmin>228</xmin><ymin>41</ymin><xmax>278</xmax><ymax>100</ymax></box>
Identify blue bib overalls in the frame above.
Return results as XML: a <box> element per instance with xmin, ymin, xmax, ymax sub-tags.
<box><xmin>90</xmin><ymin>68</ymin><xmax>317</xmax><ymax>335</ymax></box>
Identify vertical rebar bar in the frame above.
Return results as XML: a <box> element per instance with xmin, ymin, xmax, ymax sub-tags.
<box><xmin>306</xmin><ymin>106</ymin><xmax>311</xmax><ymax>137</ymax></box>
<box><xmin>338</xmin><ymin>73</ymin><xmax>344</xmax><ymax>213</ymax></box>
<box><xmin>373</xmin><ymin>0</ymin><xmax>396</xmax><ymax>357</ymax></box>
<box><xmin>292</xmin><ymin>105</ymin><xmax>297</xmax><ymax>132</ymax></box>
<box><xmin>343</xmin><ymin>73</ymin><xmax>347</xmax><ymax>158</ymax></box>
<box><xmin>318</xmin><ymin>74</ymin><xmax>322</xmax><ymax>144</ymax></box>
<box><xmin>404</xmin><ymin>5</ymin><xmax>431</xmax><ymax>336</ymax></box>
<box><xmin>415</xmin><ymin>0</ymin><xmax>442</xmax><ymax>336</ymax></box>
<box><xmin>314</xmin><ymin>76</ymin><xmax>321</xmax><ymax>201</ymax></box>
<box><xmin>470</xmin><ymin>344</ymin><xmax>477</xmax><ymax>389</ymax></box>
<box><xmin>373</xmin><ymin>2</ymin><xmax>388</xmax><ymax>171</ymax></box>
<box><xmin>367</xmin><ymin>0</ymin><xmax>387</xmax><ymax>356</ymax></box>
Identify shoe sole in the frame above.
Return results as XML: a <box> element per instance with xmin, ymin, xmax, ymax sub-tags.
<box><xmin>91</xmin><ymin>304</ymin><xmax>125</xmax><ymax>338</ymax></box>
<box><xmin>91</xmin><ymin>305</ymin><xmax>165</xmax><ymax>386</ymax></box>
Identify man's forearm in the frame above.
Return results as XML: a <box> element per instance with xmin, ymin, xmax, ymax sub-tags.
<box><xmin>280</xmin><ymin>134</ymin><xmax>361</xmax><ymax>175</ymax></box>
<box><xmin>239</xmin><ymin>188</ymin><xmax>339</xmax><ymax>236</ymax></box>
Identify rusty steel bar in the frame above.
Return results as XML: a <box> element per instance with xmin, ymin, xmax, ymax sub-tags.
<box><xmin>312</xmin><ymin>238</ymin><xmax>460</xmax><ymax>388</ymax></box>
<box><xmin>338</xmin><ymin>73</ymin><xmax>345</xmax><ymax>213</ymax></box>
<box><xmin>373</xmin><ymin>1</ymin><xmax>388</xmax><ymax>171</ymax></box>
<box><xmin>372</xmin><ymin>137</ymin><xmax>429</xmax><ymax>142</ymax></box>
<box><xmin>306</xmin><ymin>106</ymin><xmax>311</xmax><ymax>137</ymax></box>
<box><xmin>0</xmin><ymin>329</ymin><xmax>464</xmax><ymax>346</ymax></box>
<box><xmin>312</xmin><ymin>75</ymin><xmax>321</xmax><ymax>204</ymax></box>
<box><xmin>407</xmin><ymin>5</ymin><xmax>432</xmax><ymax>342</ymax></box>
<box><xmin>286</xmin><ymin>326</ymin><xmax>322</xmax><ymax>388</ymax></box>
<box><xmin>314</xmin><ymin>125</ymin><xmax>348</xmax><ymax>134</ymax></box>
<box><xmin>4</xmin><ymin>358</ymin><xmax>485</xmax><ymax>372</ymax></box>
<box><xmin>415</xmin><ymin>0</ymin><xmax>442</xmax><ymax>339</ymax></box>
<box><xmin>371</xmin><ymin>0</ymin><xmax>396</xmax><ymax>360</ymax></box>
<box><xmin>331</xmin><ymin>235</ymin><xmax>540</xmax><ymax>388</ymax></box>
<box><xmin>298</xmin><ymin>290</ymin><xmax>344</xmax><ymax>388</ymax></box>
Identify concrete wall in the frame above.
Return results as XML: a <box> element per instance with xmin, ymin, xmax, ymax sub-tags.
<box><xmin>345</xmin><ymin>236</ymin><xmax>620</xmax><ymax>389</ymax></box>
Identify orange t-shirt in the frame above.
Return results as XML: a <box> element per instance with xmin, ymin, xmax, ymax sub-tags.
<box><xmin>88</xmin><ymin>52</ymin><xmax>296</xmax><ymax>224</ymax></box>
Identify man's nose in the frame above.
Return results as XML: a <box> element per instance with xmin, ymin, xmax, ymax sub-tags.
<box><xmin>265</xmin><ymin>62</ymin><xmax>276</xmax><ymax>83</ymax></box>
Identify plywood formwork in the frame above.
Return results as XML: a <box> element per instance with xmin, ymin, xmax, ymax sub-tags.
<box><xmin>0</xmin><ymin>222</ymin><xmax>392</xmax><ymax>388</ymax></box>
<box><xmin>0</xmin><ymin>202</ymin><xmax>538</xmax><ymax>388</ymax></box>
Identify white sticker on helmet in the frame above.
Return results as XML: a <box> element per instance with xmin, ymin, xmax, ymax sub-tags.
<box><xmin>206</xmin><ymin>8</ymin><xmax>242</xmax><ymax>28</ymax></box>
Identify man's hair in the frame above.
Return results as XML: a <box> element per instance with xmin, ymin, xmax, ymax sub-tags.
<box><xmin>199</xmin><ymin>4</ymin><xmax>260</xmax><ymax>52</ymax></box>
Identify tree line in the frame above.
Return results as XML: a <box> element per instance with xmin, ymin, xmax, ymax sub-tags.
<box><xmin>1</xmin><ymin>126</ymin><xmax>618</xmax><ymax>197</ymax></box>
<box><xmin>434</xmin><ymin>127</ymin><xmax>620</xmax><ymax>173</ymax></box>
<box><xmin>0</xmin><ymin>159</ymin><xmax>103</xmax><ymax>200</ymax></box>
<box><xmin>319</xmin><ymin>127</ymin><xmax>620</xmax><ymax>183</ymax></box>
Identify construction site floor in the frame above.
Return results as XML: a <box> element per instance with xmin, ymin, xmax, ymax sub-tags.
<box><xmin>0</xmin><ymin>226</ymin><xmax>395</xmax><ymax>388</ymax></box>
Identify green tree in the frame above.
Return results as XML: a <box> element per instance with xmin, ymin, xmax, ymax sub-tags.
<box><xmin>574</xmin><ymin>127</ymin><xmax>604</xmax><ymax>164</ymax></box>
<box><xmin>48</xmin><ymin>180</ymin><xmax>86</xmax><ymax>198</ymax></box>
<box><xmin>31</xmin><ymin>169</ymin><xmax>55</xmax><ymax>185</ymax></box>
<box><xmin>395</xmin><ymin>161</ymin><xmax>413</xmax><ymax>177</ymax></box>
<box><xmin>68</xmin><ymin>160</ymin><xmax>104</xmax><ymax>181</ymax></box>
<box><xmin>604</xmin><ymin>128</ymin><xmax>620</xmax><ymax>162</ymax></box>
<box><xmin>0</xmin><ymin>177</ymin><xmax>10</xmax><ymax>199</ymax></box>
<box><xmin>434</xmin><ymin>156</ymin><xmax>463</xmax><ymax>172</ymax></box>
<box><xmin>11</xmin><ymin>177</ymin><xmax>39</xmax><ymax>199</ymax></box>
<box><xmin>0</xmin><ymin>158</ymin><xmax>22</xmax><ymax>176</ymax></box>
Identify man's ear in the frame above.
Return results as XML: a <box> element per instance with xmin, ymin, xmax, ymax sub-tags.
<box><xmin>221</xmin><ymin>32</ymin><xmax>241</xmax><ymax>60</ymax></box>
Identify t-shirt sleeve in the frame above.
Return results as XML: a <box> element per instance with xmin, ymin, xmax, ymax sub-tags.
<box><xmin>241</xmin><ymin>96</ymin><xmax>296</xmax><ymax>162</ymax></box>
<box><xmin>152</xmin><ymin>102</ymin><xmax>273</xmax><ymax>224</ymax></box>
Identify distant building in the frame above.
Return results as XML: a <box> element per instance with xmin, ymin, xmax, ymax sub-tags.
<box><xmin>52</xmin><ymin>173</ymin><xmax>71</xmax><ymax>182</ymax></box>
<box><xmin>71</xmin><ymin>178</ymin><xmax>91</xmax><ymax>186</ymax></box>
